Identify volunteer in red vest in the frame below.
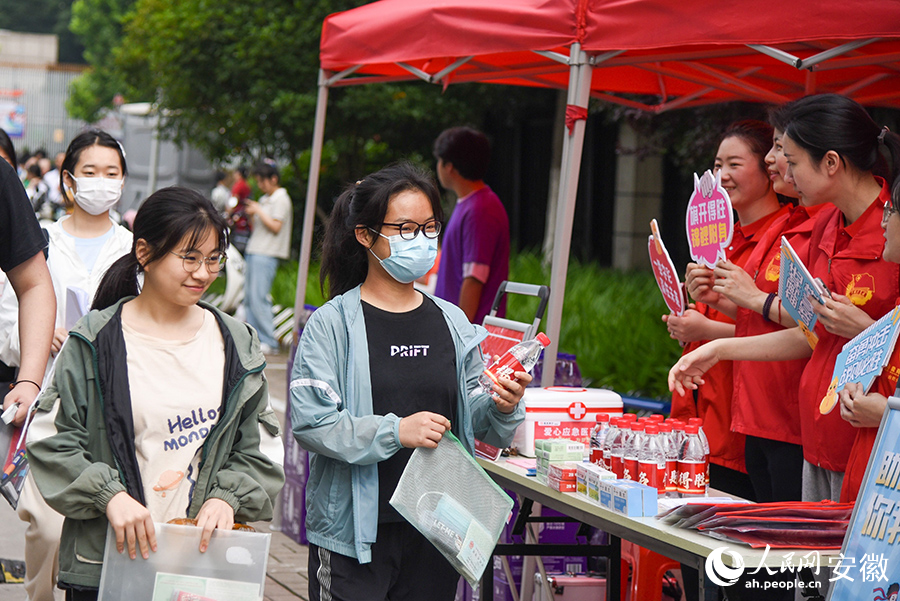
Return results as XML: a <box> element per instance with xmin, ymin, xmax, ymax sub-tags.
<box><xmin>701</xmin><ymin>106</ymin><xmax>826</xmax><ymax>502</ymax></box>
<box><xmin>670</xmin><ymin>94</ymin><xmax>900</xmax><ymax>502</ymax></box>
<box><xmin>663</xmin><ymin>120</ymin><xmax>790</xmax><ymax>499</ymax></box>
<box><xmin>838</xmin><ymin>174</ymin><xmax>900</xmax><ymax>502</ymax></box>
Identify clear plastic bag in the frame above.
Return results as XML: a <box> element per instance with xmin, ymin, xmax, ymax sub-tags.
<box><xmin>390</xmin><ymin>432</ymin><xmax>513</xmax><ymax>585</ymax></box>
<box><xmin>98</xmin><ymin>523</ymin><xmax>270</xmax><ymax>601</ymax></box>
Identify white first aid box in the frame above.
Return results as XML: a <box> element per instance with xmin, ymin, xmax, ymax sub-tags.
<box><xmin>511</xmin><ymin>387</ymin><xmax>623</xmax><ymax>457</ymax></box>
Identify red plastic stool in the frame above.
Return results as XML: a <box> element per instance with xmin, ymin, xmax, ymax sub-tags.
<box><xmin>620</xmin><ymin>541</ymin><xmax>680</xmax><ymax>601</ymax></box>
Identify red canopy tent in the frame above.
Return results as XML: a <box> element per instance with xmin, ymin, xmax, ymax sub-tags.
<box><xmin>297</xmin><ymin>0</ymin><xmax>900</xmax><ymax>383</ymax></box>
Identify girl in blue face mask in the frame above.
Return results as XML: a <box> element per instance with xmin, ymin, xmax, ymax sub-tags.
<box><xmin>292</xmin><ymin>162</ymin><xmax>529</xmax><ymax>601</ymax></box>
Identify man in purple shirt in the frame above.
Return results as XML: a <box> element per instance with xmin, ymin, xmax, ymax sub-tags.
<box><xmin>433</xmin><ymin>127</ymin><xmax>510</xmax><ymax>324</ymax></box>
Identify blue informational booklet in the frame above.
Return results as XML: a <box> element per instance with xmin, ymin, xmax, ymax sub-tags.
<box><xmin>820</xmin><ymin>306</ymin><xmax>900</xmax><ymax>415</ymax></box>
<box><xmin>778</xmin><ymin>236</ymin><xmax>827</xmax><ymax>349</ymax></box>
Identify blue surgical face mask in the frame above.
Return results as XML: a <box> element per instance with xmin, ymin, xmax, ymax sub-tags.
<box><xmin>368</xmin><ymin>229</ymin><xmax>438</xmax><ymax>284</ymax></box>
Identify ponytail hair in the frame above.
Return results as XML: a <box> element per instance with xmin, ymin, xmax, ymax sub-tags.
<box><xmin>783</xmin><ymin>93</ymin><xmax>900</xmax><ymax>182</ymax></box>
<box><xmin>879</xmin><ymin>127</ymin><xmax>900</xmax><ymax>185</ymax></box>
<box><xmin>320</xmin><ymin>162</ymin><xmax>442</xmax><ymax>299</ymax></box>
<box><xmin>92</xmin><ymin>186</ymin><xmax>228</xmax><ymax>310</ymax></box>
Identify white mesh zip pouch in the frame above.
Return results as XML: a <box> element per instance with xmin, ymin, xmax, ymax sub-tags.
<box><xmin>390</xmin><ymin>432</ymin><xmax>513</xmax><ymax>585</ymax></box>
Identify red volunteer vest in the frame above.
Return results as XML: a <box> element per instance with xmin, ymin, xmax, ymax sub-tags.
<box><xmin>671</xmin><ymin>206</ymin><xmax>789</xmax><ymax>472</ymax></box>
<box><xmin>731</xmin><ymin>204</ymin><xmax>826</xmax><ymax>444</ymax></box>
<box><xmin>799</xmin><ymin>180</ymin><xmax>899</xmax><ymax>473</ymax></box>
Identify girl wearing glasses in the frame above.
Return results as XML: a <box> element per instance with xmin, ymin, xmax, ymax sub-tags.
<box><xmin>291</xmin><ymin>162</ymin><xmax>527</xmax><ymax>601</ymax></box>
<box><xmin>0</xmin><ymin>129</ymin><xmax>133</xmax><ymax>601</ymax></box>
<box><xmin>671</xmin><ymin>94</ymin><xmax>900</xmax><ymax>503</ymax></box>
<box><xmin>27</xmin><ymin>186</ymin><xmax>285</xmax><ymax>601</ymax></box>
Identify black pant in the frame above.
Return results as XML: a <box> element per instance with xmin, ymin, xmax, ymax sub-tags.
<box><xmin>709</xmin><ymin>463</ymin><xmax>756</xmax><ymax>502</ymax></box>
<box><xmin>65</xmin><ymin>589</ymin><xmax>98</xmax><ymax>601</ymax></box>
<box><xmin>744</xmin><ymin>435</ymin><xmax>803</xmax><ymax>502</ymax></box>
<box><xmin>308</xmin><ymin>521</ymin><xmax>460</xmax><ymax>601</ymax></box>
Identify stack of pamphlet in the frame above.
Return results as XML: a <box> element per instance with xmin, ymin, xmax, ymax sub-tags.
<box><xmin>657</xmin><ymin>501</ymin><xmax>854</xmax><ymax>549</ymax></box>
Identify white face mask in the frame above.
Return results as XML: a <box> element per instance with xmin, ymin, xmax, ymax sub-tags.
<box><xmin>69</xmin><ymin>176</ymin><xmax>123</xmax><ymax>215</ymax></box>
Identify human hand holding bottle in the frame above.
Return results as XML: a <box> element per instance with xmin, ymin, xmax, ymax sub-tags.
<box><xmin>485</xmin><ymin>362</ymin><xmax>531</xmax><ymax>414</ymax></box>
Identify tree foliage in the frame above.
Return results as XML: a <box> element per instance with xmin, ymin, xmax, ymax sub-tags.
<box><xmin>112</xmin><ymin>0</ymin><xmax>331</xmax><ymax>164</ymax></box>
<box><xmin>70</xmin><ymin>0</ymin><xmax>545</xmax><ymax>197</ymax></box>
<box><xmin>66</xmin><ymin>0</ymin><xmax>134</xmax><ymax>122</ymax></box>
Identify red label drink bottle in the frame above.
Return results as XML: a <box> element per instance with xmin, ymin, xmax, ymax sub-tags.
<box><xmin>677</xmin><ymin>423</ymin><xmax>709</xmax><ymax>496</ymax></box>
<box><xmin>688</xmin><ymin>417</ymin><xmax>710</xmax><ymax>456</ymax></box>
<box><xmin>590</xmin><ymin>413</ymin><xmax>610</xmax><ymax>467</ymax></box>
<box><xmin>657</xmin><ymin>422</ymin><xmax>679</xmax><ymax>497</ymax></box>
<box><xmin>609</xmin><ymin>418</ymin><xmax>626</xmax><ymax>478</ymax></box>
<box><xmin>479</xmin><ymin>333</ymin><xmax>551</xmax><ymax>393</ymax></box>
<box><xmin>623</xmin><ymin>421</ymin><xmax>645</xmax><ymax>482</ymax></box>
<box><xmin>637</xmin><ymin>425</ymin><xmax>666</xmax><ymax>493</ymax></box>
<box><xmin>602</xmin><ymin>417</ymin><xmax>620</xmax><ymax>472</ymax></box>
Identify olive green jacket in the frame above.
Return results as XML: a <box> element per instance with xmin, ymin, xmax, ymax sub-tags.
<box><xmin>27</xmin><ymin>299</ymin><xmax>285</xmax><ymax>589</ymax></box>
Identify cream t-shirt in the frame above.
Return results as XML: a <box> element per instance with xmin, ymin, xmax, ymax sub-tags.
<box><xmin>123</xmin><ymin>312</ymin><xmax>225</xmax><ymax>523</ymax></box>
<box><xmin>246</xmin><ymin>187</ymin><xmax>292</xmax><ymax>259</ymax></box>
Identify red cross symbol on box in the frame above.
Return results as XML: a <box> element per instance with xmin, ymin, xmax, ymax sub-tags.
<box><xmin>568</xmin><ymin>401</ymin><xmax>587</xmax><ymax>420</ymax></box>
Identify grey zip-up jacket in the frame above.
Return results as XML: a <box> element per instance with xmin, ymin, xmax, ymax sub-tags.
<box><xmin>290</xmin><ymin>286</ymin><xmax>524</xmax><ymax>563</ymax></box>
<box><xmin>27</xmin><ymin>299</ymin><xmax>285</xmax><ymax>589</ymax></box>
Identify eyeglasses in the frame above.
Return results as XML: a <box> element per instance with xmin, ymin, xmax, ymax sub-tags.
<box><xmin>883</xmin><ymin>202</ymin><xmax>899</xmax><ymax>223</ymax></box>
<box><xmin>170</xmin><ymin>251</ymin><xmax>227</xmax><ymax>273</ymax></box>
<box><xmin>379</xmin><ymin>220</ymin><xmax>442</xmax><ymax>241</ymax></box>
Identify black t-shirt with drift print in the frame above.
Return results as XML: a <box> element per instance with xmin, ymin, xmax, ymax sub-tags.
<box><xmin>362</xmin><ymin>295</ymin><xmax>458</xmax><ymax>522</ymax></box>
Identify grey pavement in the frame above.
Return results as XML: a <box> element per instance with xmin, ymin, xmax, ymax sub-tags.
<box><xmin>0</xmin><ymin>349</ymin><xmax>310</xmax><ymax>601</ymax></box>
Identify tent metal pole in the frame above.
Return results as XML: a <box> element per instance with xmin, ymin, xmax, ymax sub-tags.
<box><xmin>800</xmin><ymin>39</ymin><xmax>877</xmax><ymax>69</ymax></box>
<box><xmin>293</xmin><ymin>69</ymin><xmax>330</xmax><ymax>333</ymax></box>
<box><xmin>533</xmin><ymin>50</ymin><xmax>570</xmax><ymax>65</ymax></box>
<box><xmin>746</xmin><ymin>44</ymin><xmax>801</xmax><ymax>67</ymax></box>
<box><xmin>541</xmin><ymin>43</ymin><xmax>593</xmax><ymax>387</ymax></box>
<box><xmin>397</xmin><ymin>63</ymin><xmax>433</xmax><ymax>82</ymax></box>
<box><xmin>839</xmin><ymin>74</ymin><xmax>888</xmax><ymax>96</ymax></box>
<box><xmin>432</xmin><ymin>56</ymin><xmax>474</xmax><ymax>81</ymax></box>
<box><xmin>813</xmin><ymin>51</ymin><xmax>900</xmax><ymax>71</ymax></box>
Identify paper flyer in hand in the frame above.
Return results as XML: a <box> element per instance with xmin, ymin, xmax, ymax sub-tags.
<box><xmin>65</xmin><ymin>286</ymin><xmax>91</xmax><ymax>330</ymax></box>
<box><xmin>0</xmin><ymin>422</ymin><xmax>28</xmax><ymax>508</ymax></box>
<box><xmin>685</xmin><ymin>170</ymin><xmax>733</xmax><ymax>269</ymax></box>
<box><xmin>778</xmin><ymin>236</ymin><xmax>827</xmax><ymax>350</ymax></box>
<box><xmin>819</xmin><ymin>306</ymin><xmax>900</xmax><ymax>415</ymax></box>
<box><xmin>648</xmin><ymin>219</ymin><xmax>685</xmax><ymax>316</ymax></box>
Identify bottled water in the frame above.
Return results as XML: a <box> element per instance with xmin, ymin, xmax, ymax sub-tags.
<box><xmin>622</xmin><ymin>421</ymin><xmax>645</xmax><ymax>482</ymax></box>
<box><xmin>589</xmin><ymin>413</ymin><xmax>610</xmax><ymax>468</ymax></box>
<box><xmin>677</xmin><ymin>423</ymin><xmax>709</xmax><ymax>496</ymax></box>
<box><xmin>478</xmin><ymin>333</ymin><xmax>551</xmax><ymax>393</ymax></box>
<box><xmin>637</xmin><ymin>425</ymin><xmax>666</xmax><ymax>493</ymax></box>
